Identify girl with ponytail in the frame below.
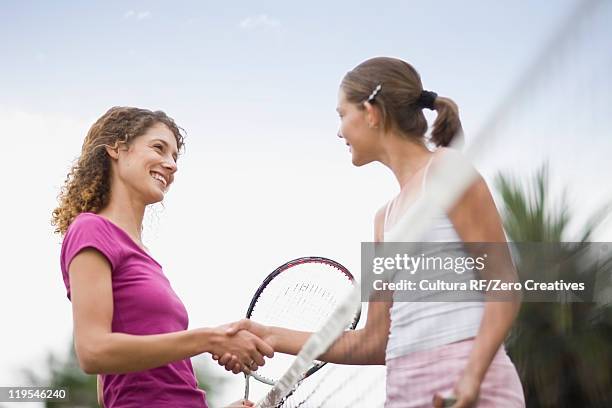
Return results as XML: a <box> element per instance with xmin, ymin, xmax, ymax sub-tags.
<box><xmin>335</xmin><ymin>56</ymin><xmax>524</xmax><ymax>407</ymax></box>
<box><xmin>220</xmin><ymin>57</ymin><xmax>525</xmax><ymax>407</ymax></box>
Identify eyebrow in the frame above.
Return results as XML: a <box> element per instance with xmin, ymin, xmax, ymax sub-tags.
<box><xmin>151</xmin><ymin>139</ymin><xmax>179</xmax><ymax>159</ymax></box>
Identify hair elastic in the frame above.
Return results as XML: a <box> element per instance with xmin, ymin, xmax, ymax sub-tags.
<box><xmin>417</xmin><ymin>90</ymin><xmax>437</xmax><ymax>110</ymax></box>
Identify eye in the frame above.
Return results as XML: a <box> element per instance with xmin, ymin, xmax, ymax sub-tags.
<box><xmin>153</xmin><ymin>144</ymin><xmax>164</xmax><ymax>151</ymax></box>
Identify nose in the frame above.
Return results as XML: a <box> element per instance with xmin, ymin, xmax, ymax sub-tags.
<box><xmin>162</xmin><ymin>157</ymin><xmax>178</xmax><ymax>173</ymax></box>
<box><xmin>337</xmin><ymin>130</ymin><xmax>344</xmax><ymax>139</ymax></box>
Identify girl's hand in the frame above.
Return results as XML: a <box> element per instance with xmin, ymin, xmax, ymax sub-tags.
<box><xmin>227</xmin><ymin>319</ymin><xmax>274</xmax><ymax>346</ymax></box>
<box><xmin>208</xmin><ymin>324</ymin><xmax>273</xmax><ymax>374</ymax></box>
<box><xmin>213</xmin><ymin>320</ymin><xmax>275</xmax><ymax>373</ymax></box>
<box><xmin>433</xmin><ymin>373</ymin><xmax>481</xmax><ymax>408</ymax></box>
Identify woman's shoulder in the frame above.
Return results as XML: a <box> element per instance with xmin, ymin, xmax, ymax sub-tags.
<box><xmin>61</xmin><ymin>212</ymin><xmax>124</xmax><ymax>274</ymax></box>
<box><xmin>68</xmin><ymin>212</ymin><xmax>112</xmax><ymax>231</ymax></box>
<box><xmin>63</xmin><ymin>212</ymin><xmax>119</xmax><ymax>245</ymax></box>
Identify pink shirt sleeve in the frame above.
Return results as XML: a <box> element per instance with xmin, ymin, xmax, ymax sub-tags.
<box><xmin>60</xmin><ymin>213</ymin><xmax>122</xmax><ymax>299</ymax></box>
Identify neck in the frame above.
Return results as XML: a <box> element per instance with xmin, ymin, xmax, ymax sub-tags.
<box><xmin>378</xmin><ymin>132</ymin><xmax>433</xmax><ymax>188</ymax></box>
<box><xmin>98</xmin><ymin>184</ymin><xmax>146</xmax><ymax>245</ymax></box>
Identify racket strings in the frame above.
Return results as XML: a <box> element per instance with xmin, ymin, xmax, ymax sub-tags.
<box><xmin>252</xmin><ymin>284</ymin><xmax>340</xmax><ymax>330</ymax></box>
<box><xmin>248</xmin><ymin>261</ymin><xmax>357</xmax><ymax>386</ymax></box>
<box><xmin>252</xmin><ymin>272</ymin><xmax>352</xmax><ymax>326</ymax></box>
<box><xmin>276</xmin><ymin>365</ymin><xmax>339</xmax><ymax>408</ymax></box>
<box><xmin>278</xmin><ymin>365</ymin><xmax>386</xmax><ymax>408</ymax></box>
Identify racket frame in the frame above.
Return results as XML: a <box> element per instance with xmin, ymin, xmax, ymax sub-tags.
<box><xmin>244</xmin><ymin>256</ymin><xmax>361</xmax><ymax>400</ymax></box>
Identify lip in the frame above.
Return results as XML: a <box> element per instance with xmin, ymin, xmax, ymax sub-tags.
<box><xmin>150</xmin><ymin>170</ymin><xmax>169</xmax><ymax>188</ymax></box>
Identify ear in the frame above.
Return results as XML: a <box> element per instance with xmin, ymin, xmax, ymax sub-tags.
<box><xmin>363</xmin><ymin>101</ymin><xmax>381</xmax><ymax>129</ymax></box>
<box><xmin>105</xmin><ymin>145</ymin><xmax>120</xmax><ymax>160</ymax></box>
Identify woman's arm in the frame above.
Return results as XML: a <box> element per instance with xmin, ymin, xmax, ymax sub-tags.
<box><xmin>445</xmin><ymin>172</ymin><xmax>521</xmax><ymax>405</ymax></box>
<box><xmin>69</xmin><ymin>248</ymin><xmax>273</xmax><ymax>375</ymax></box>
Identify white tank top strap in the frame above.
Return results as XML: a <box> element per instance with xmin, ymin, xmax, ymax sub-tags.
<box><xmin>383</xmin><ymin>199</ymin><xmax>393</xmax><ymax>231</ymax></box>
<box><xmin>421</xmin><ymin>155</ymin><xmax>435</xmax><ymax>192</ymax></box>
<box><xmin>384</xmin><ymin>155</ymin><xmax>435</xmax><ymax>232</ymax></box>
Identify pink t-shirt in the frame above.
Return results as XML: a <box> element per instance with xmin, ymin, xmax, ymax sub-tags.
<box><xmin>60</xmin><ymin>213</ymin><xmax>208</xmax><ymax>408</ymax></box>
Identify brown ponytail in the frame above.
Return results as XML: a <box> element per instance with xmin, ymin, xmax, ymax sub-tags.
<box><xmin>431</xmin><ymin>96</ymin><xmax>463</xmax><ymax>147</ymax></box>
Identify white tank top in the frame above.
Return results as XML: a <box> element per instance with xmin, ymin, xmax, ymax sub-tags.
<box><xmin>383</xmin><ymin>156</ymin><xmax>484</xmax><ymax>360</ymax></box>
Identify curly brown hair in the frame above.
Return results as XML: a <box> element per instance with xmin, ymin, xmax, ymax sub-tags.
<box><xmin>52</xmin><ymin>106</ymin><xmax>185</xmax><ymax>235</ymax></box>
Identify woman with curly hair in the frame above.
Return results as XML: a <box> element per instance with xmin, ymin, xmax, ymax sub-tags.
<box><xmin>53</xmin><ymin>106</ymin><xmax>272</xmax><ymax>408</ymax></box>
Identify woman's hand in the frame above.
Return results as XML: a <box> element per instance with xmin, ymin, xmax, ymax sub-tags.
<box><xmin>228</xmin><ymin>319</ymin><xmax>274</xmax><ymax>345</ymax></box>
<box><xmin>208</xmin><ymin>323</ymin><xmax>274</xmax><ymax>374</ymax></box>
<box><xmin>224</xmin><ymin>398</ymin><xmax>255</xmax><ymax>407</ymax></box>
<box><xmin>432</xmin><ymin>373</ymin><xmax>481</xmax><ymax>408</ymax></box>
<box><xmin>213</xmin><ymin>320</ymin><xmax>274</xmax><ymax>373</ymax></box>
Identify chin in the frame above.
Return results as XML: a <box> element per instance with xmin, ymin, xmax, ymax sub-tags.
<box><xmin>351</xmin><ymin>155</ymin><xmax>372</xmax><ymax>167</ymax></box>
<box><xmin>145</xmin><ymin>197</ymin><xmax>164</xmax><ymax>206</ymax></box>
<box><xmin>145</xmin><ymin>189</ymin><xmax>165</xmax><ymax>205</ymax></box>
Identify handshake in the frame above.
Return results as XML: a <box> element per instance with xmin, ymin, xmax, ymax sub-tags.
<box><xmin>209</xmin><ymin>320</ymin><xmax>280</xmax><ymax>408</ymax></box>
<box><xmin>209</xmin><ymin>319</ymin><xmax>276</xmax><ymax>375</ymax></box>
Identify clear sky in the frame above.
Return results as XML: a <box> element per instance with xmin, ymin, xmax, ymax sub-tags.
<box><xmin>1</xmin><ymin>0</ymin><xmax>610</xmax><ymax>406</ymax></box>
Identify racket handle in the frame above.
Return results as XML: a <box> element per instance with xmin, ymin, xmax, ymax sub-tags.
<box><xmin>442</xmin><ymin>397</ymin><xmax>457</xmax><ymax>407</ymax></box>
<box><xmin>244</xmin><ymin>373</ymin><xmax>250</xmax><ymax>400</ymax></box>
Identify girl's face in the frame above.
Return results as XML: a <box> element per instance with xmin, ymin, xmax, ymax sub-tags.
<box><xmin>336</xmin><ymin>88</ymin><xmax>380</xmax><ymax>166</ymax></box>
<box><xmin>112</xmin><ymin>122</ymin><xmax>178</xmax><ymax>205</ymax></box>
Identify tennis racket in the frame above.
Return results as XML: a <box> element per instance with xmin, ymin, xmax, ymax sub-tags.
<box><xmin>243</xmin><ymin>256</ymin><xmax>361</xmax><ymax>404</ymax></box>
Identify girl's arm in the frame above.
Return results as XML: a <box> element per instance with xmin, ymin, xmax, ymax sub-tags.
<box><xmin>445</xmin><ymin>170</ymin><xmax>521</xmax><ymax>406</ymax></box>
<box><xmin>221</xmin><ymin>206</ymin><xmax>392</xmax><ymax>368</ymax></box>
<box><xmin>227</xmin><ymin>294</ymin><xmax>391</xmax><ymax>365</ymax></box>
<box><xmin>69</xmin><ymin>248</ymin><xmax>273</xmax><ymax>374</ymax></box>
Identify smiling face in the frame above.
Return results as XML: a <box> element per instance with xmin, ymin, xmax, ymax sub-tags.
<box><xmin>336</xmin><ymin>88</ymin><xmax>381</xmax><ymax>166</ymax></box>
<box><xmin>111</xmin><ymin>122</ymin><xmax>179</xmax><ymax>205</ymax></box>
